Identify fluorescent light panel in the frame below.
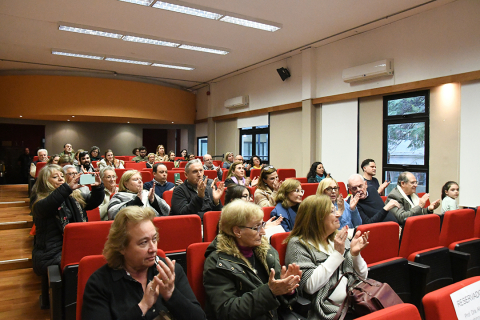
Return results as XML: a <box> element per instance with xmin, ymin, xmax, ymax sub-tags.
<box><xmin>118</xmin><ymin>0</ymin><xmax>155</xmax><ymax>6</ymax></box>
<box><xmin>179</xmin><ymin>44</ymin><xmax>228</xmax><ymax>55</ymax></box>
<box><xmin>122</xmin><ymin>35</ymin><xmax>179</xmax><ymax>47</ymax></box>
<box><xmin>220</xmin><ymin>16</ymin><xmax>280</xmax><ymax>32</ymax></box>
<box><xmin>58</xmin><ymin>25</ymin><xmax>123</xmax><ymax>39</ymax></box>
<box><xmin>151</xmin><ymin>63</ymin><xmax>194</xmax><ymax>70</ymax></box>
<box><xmin>52</xmin><ymin>50</ymin><xmax>104</xmax><ymax>60</ymax></box>
<box><xmin>104</xmin><ymin>57</ymin><xmax>152</xmax><ymax>65</ymax></box>
<box><xmin>152</xmin><ymin>1</ymin><xmax>222</xmax><ymax>20</ymax></box>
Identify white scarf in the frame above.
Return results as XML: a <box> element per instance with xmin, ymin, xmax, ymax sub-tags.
<box><xmin>396</xmin><ymin>185</ymin><xmax>419</xmax><ymax>208</ymax></box>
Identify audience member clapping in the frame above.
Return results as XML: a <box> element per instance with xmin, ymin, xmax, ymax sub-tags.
<box><xmin>254</xmin><ymin>165</ymin><xmax>281</xmax><ymax>207</ymax></box>
<box><xmin>98</xmin><ymin>149</ymin><xmax>124</xmax><ymax>169</ymax></box>
<box><xmin>224</xmin><ymin>161</ymin><xmax>258</xmax><ymax>187</ymax></box>
<box><xmin>270</xmin><ymin>179</ymin><xmax>303</xmax><ymax>232</ymax></box>
<box><xmin>98</xmin><ymin>167</ymin><xmax>118</xmax><ymax>220</ymax></box>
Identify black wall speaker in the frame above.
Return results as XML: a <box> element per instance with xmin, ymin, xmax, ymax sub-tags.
<box><xmin>276</xmin><ymin>67</ymin><xmax>291</xmax><ymax>81</ymax></box>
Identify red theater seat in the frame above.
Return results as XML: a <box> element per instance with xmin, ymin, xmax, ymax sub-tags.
<box><xmin>186</xmin><ymin>242</ymin><xmax>210</xmax><ymax>308</ymax></box>
<box><xmin>203</xmin><ymin>211</ymin><xmax>221</xmax><ymax>242</ymax></box>
<box><xmin>356</xmin><ymin>303</ymin><xmax>422</xmax><ymax>320</ymax></box>
<box><xmin>277</xmin><ymin>168</ymin><xmax>296</xmax><ymax>181</ymax></box>
<box><xmin>270</xmin><ymin>232</ymin><xmax>290</xmax><ymax>266</ymax></box>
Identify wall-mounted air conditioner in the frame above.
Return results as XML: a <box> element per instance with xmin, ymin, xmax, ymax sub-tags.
<box><xmin>224</xmin><ymin>95</ymin><xmax>249</xmax><ymax>108</ymax></box>
<box><xmin>342</xmin><ymin>59</ymin><xmax>394</xmax><ymax>83</ymax></box>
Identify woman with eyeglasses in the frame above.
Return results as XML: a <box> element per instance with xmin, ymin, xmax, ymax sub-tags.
<box><xmin>316</xmin><ymin>178</ymin><xmax>362</xmax><ymax>231</ymax></box>
<box><xmin>270</xmin><ymin>179</ymin><xmax>304</xmax><ymax>232</ymax></box>
<box><xmin>203</xmin><ymin>200</ymin><xmax>301</xmax><ymax>320</ymax></box>
<box><xmin>254</xmin><ymin>166</ymin><xmax>282</xmax><ymax>207</ymax></box>
<box><xmin>224</xmin><ymin>161</ymin><xmax>258</xmax><ymax>188</ymax></box>
<box><xmin>98</xmin><ymin>166</ymin><xmax>118</xmax><ymax>220</ymax></box>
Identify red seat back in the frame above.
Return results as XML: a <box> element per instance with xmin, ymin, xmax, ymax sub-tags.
<box><xmin>422</xmin><ymin>276</ymin><xmax>480</xmax><ymax>320</ymax></box>
<box><xmin>33</xmin><ymin>155</ymin><xmax>39</xmax><ymax>161</ymax></box>
<box><xmin>162</xmin><ymin>190</ymin><xmax>173</xmax><ymax>208</ymax></box>
<box><xmin>337</xmin><ymin>181</ymin><xmax>348</xmax><ymax>198</ymax></box>
<box><xmin>475</xmin><ymin>207</ymin><xmax>480</xmax><ymax>238</ymax></box>
<box><xmin>439</xmin><ymin>209</ymin><xmax>475</xmax><ymax>247</ymax></box>
<box><xmin>35</xmin><ymin>162</ymin><xmax>47</xmax><ymax>178</ymax></box>
<box><xmin>114</xmin><ymin>168</ymin><xmax>127</xmax><ymax>184</ymax></box>
<box><xmin>187</xmin><ymin>242</ymin><xmax>210</xmax><ymax>308</ymax></box>
<box><xmin>125</xmin><ymin>156</ymin><xmax>135</xmax><ymax>161</ymax></box>
<box><xmin>203</xmin><ymin>211</ymin><xmax>221</xmax><ymax>242</ymax></box>
<box><xmin>86</xmin><ymin>207</ymin><xmax>101</xmax><ymax>222</ymax></box>
<box><xmin>357</xmin><ymin>222</ymin><xmax>399</xmax><ymax>265</ymax></box>
<box><xmin>153</xmin><ymin>215</ymin><xmax>202</xmax><ymax>253</ymax></box>
<box><xmin>76</xmin><ymin>249</ymin><xmax>166</xmax><ymax>320</ymax></box>
<box><xmin>262</xmin><ymin>206</ymin><xmax>275</xmax><ymax>222</ymax></box>
<box><xmin>287</xmin><ymin>177</ymin><xmax>307</xmax><ymax>183</ymax></box>
<box><xmin>399</xmin><ymin>215</ymin><xmax>441</xmax><ymax>259</ymax></box>
<box><xmin>301</xmin><ymin>183</ymin><xmax>319</xmax><ymax>198</ymax></box>
<box><xmin>356</xmin><ymin>303</ymin><xmax>422</xmax><ymax>320</ymax></box>
<box><xmin>125</xmin><ymin>162</ymin><xmax>146</xmax><ymax>170</ymax></box>
<box><xmin>212</xmin><ymin>160</ymin><xmax>222</xmax><ymax>167</ymax></box>
<box><xmin>92</xmin><ymin>161</ymin><xmax>99</xmax><ymax>168</ymax></box>
<box><xmin>140</xmin><ymin>170</ymin><xmax>154</xmax><ymax>183</ymax></box>
<box><xmin>175</xmin><ymin>157</ymin><xmax>184</xmax><ymax>161</ymax></box>
<box><xmin>204</xmin><ymin>170</ymin><xmax>217</xmax><ymax>180</ymax></box>
<box><xmin>270</xmin><ymin>232</ymin><xmax>290</xmax><ymax>266</ymax></box>
<box><xmin>158</xmin><ymin>161</ymin><xmax>174</xmax><ymax>170</ymax></box>
<box><xmin>221</xmin><ymin>168</ymin><xmax>228</xmax><ymax>181</ymax></box>
<box><xmin>179</xmin><ymin>161</ymin><xmax>187</xmax><ymax>168</ymax></box>
<box><xmin>381</xmin><ymin>196</ymin><xmax>387</xmax><ymax>202</ymax></box>
<box><xmin>250</xmin><ymin>168</ymin><xmax>261</xmax><ymax>180</ymax></box>
<box><xmin>277</xmin><ymin>169</ymin><xmax>296</xmax><ymax>181</ymax></box>
<box><xmin>60</xmin><ymin>221</ymin><xmax>113</xmax><ymax>270</ymax></box>
<box><xmin>166</xmin><ymin>171</ymin><xmax>184</xmax><ymax>184</ymax></box>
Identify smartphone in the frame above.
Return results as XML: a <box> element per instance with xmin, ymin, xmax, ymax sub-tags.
<box><xmin>79</xmin><ymin>173</ymin><xmax>95</xmax><ymax>185</ymax></box>
<box><xmin>174</xmin><ymin>173</ymin><xmax>180</xmax><ymax>182</ymax></box>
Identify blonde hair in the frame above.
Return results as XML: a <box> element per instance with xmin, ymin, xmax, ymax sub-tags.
<box><xmin>285</xmin><ymin>195</ymin><xmax>336</xmax><ymax>249</ymax></box>
<box><xmin>156</xmin><ymin>145</ymin><xmax>166</xmax><ymax>156</ymax></box>
<box><xmin>32</xmin><ymin>164</ymin><xmax>85</xmax><ymax>211</ymax></box>
<box><xmin>103</xmin><ymin>206</ymin><xmax>156</xmax><ymax>269</ymax></box>
<box><xmin>224</xmin><ymin>152</ymin><xmax>234</xmax><ymax>164</ymax></box>
<box><xmin>275</xmin><ymin>179</ymin><xmax>301</xmax><ymax>208</ymax></box>
<box><xmin>219</xmin><ymin>200</ymin><xmax>263</xmax><ymax>237</ymax></box>
<box><xmin>316</xmin><ymin>177</ymin><xmax>338</xmax><ymax>196</ymax></box>
<box><xmin>226</xmin><ymin>161</ymin><xmax>244</xmax><ymax>179</ymax></box>
<box><xmin>118</xmin><ymin>170</ymin><xmax>140</xmax><ymax>192</ymax></box>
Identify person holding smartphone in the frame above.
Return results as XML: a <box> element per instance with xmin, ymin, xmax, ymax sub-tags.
<box><xmin>143</xmin><ymin>163</ymin><xmax>176</xmax><ymax>198</ymax></box>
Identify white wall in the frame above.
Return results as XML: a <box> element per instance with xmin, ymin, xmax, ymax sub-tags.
<box><xmin>459</xmin><ymin>80</ymin><xmax>480</xmax><ymax>207</ymax></box>
<box><xmin>321</xmin><ymin>100</ymin><xmax>358</xmax><ymax>184</ymax></box>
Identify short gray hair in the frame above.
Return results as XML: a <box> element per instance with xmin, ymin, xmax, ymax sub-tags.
<box><xmin>397</xmin><ymin>172</ymin><xmax>410</xmax><ymax>186</ymax></box>
<box><xmin>100</xmin><ymin>166</ymin><xmax>116</xmax><ymax>179</ymax></box>
<box><xmin>62</xmin><ymin>165</ymin><xmax>77</xmax><ymax>174</ymax></box>
<box><xmin>185</xmin><ymin>159</ymin><xmax>202</xmax><ymax>173</ymax></box>
<box><xmin>37</xmin><ymin>149</ymin><xmax>48</xmax><ymax>156</ymax></box>
<box><xmin>347</xmin><ymin>174</ymin><xmax>364</xmax><ymax>187</ymax></box>
<box><xmin>203</xmin><ymin>154</ymin><xmax>212</xmax><ymax>161</ymax></box>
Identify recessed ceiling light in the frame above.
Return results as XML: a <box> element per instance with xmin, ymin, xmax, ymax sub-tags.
<box><xmin>105</xmin><ymin>57</ymin><xmax>152</xmax><ymax>65</ymax></box>
<box><xmin>178</xmin><ymin>44</ymin><xmax>228</xmax><ymax>55</ymax></box>
<box><xmin>220</xmin><ymin>16</ymin><xmax>280</xmax><ymax>32</ymax></box>
<box><xmin>52</xmin><ymin>50</ymin><xmax>104</xmax><ymax>60</ymax></box>
<box><xmin>152</xmin><ymin>1</ymin><xmax>222</xmax><ymax>20</ymax></box>
<box><xmin>151</xmin><ymin>63</ymin><xmax>194</xmax><ymax>70</ymax></box>
<box><xmin>59</xmin><ymin>25</ymin><xmax>123</xmax><ymax>39</ymax></box>
<box><xmin>67</xmin><ymin>120</ymin><xmax>70</xmax><ymax>121</ymax></box>
<box><xmin>172</xmin><ymin>122</ymin><xmax>174</xmax><ymax>123</ymax></box>
<box><xmin>20</xmin><ymin>115</ymin><xmax>22</xmax><ymax>117</ymax></box>
<box><xmin>122</xmin><ymin>35</ymin><xmax>179</xmax><ymax>47</ymax></box>
<box><xmin>72</xmin><ymin>116</ymin><xmax>75</xmax><ymax>117</ymax></box>
<box><xmin>127</xmin><ymin>121</ymin><xmax>130</xmax><ymax>123</ymax></box>
<box><xmin>118</xmin><ymin>0</ymin><xmax>155</xmax><ymax>6</ymax></box>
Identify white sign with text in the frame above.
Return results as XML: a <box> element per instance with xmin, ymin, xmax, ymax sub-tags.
<box><xmin>450</xmin><ymin>280</ymin><xmax>480</xmax><ymax>320</ymax></box>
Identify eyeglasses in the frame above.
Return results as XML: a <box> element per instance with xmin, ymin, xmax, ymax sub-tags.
<box><xmin>408</xmin><ymin>180</ymin><xmax>418</xmax><ymax>185</ymax></box>
<box><xmin>294</xmin><ymin>189</ymin><xmax>305</xmax><ymax>195</ymax></box>
<box><xmin>349</xmin><ymin>185</ymin><xmax>364</xmax><ymax>191</ymax></box>
<box><xmin>240</xmin><ymin>221</ymin><xmax>266</xmax><ymax>233</ymax></box>
<box><xmin>65</xmin><ymin>172</ymin><xmax>78</xmax><ymax>176</ymax></box>
<box><xmin>325</xmin><ymin>187</ymin><xmax>339</xmax><ymax>192</ymax></box>
<box><xmin>261</xmin><ymin>165</ymin><xmax>275</xmax><ymax>172</ymax></box>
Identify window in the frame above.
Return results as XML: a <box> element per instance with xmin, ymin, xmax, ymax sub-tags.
<box><xmin>197</xmin><ymin>136</ymin><xmax>207</xmax><ymax>156</ymax></box>
<box><xmin>239</xmin><ymin>125</ymin><xmax>269</xmax><ymax>163</ymax></box>
<box><xmin>383</xmin><ymin>90</ymin><xmax>429</xmax><ymax>195</ymax></box>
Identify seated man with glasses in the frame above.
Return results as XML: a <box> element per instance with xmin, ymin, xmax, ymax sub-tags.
<box><xmin>386</xmin><ymin>171</ymin><xmax>440</xmax><ymax>225</ymax></box>
<box><xmin>63</xmin><ymin>165</ymin><xmax>90</xmax><ymax>194</ymax></box>
<box><xmin>347</xmin><ymin>174</ymin><xmax>401</xmax><ymax>224</ymax></box>
<box><xmin>203</xmin><ymin>154</ymin><xmax>223</xmax><ymax>180</ymax></box>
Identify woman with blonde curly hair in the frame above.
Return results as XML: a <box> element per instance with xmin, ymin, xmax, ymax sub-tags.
<box><xmin>82</xmin><ymin>206</ymin><xmax>205</xmax><ymax>320</ymax></box>
<box><xmin>270</xmin><ymin>179</ymin><xmax>304</xmax><ymax>232</ymax></box>
<box><xmin>107</xmin><ymin>170</ymin><xmax>170</xmax><ymax>220</ymax></box>
<box><xmin>222</xmin><ymin>152</ymin><xmax>235</xmax><ymax>169</ymax></box>
<box><xmin>31</xmin><ymin>164</ymin><xmax>104</xmax><ymax>277</ymax></box>
<box><xmin>203</xmin><ymin>200</ymin><xmax>301</xmax><ymax>320</ymax></box>
<box><xmin>155</xmin><ymin>144</ymin><xmax>168</xmax><ymax>162</ymax></box>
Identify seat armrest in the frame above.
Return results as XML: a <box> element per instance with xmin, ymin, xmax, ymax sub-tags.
<box><xmin>293</xmin><ymin>295</ymin><xmax>311</xmax><ymax>318</ymax></box>
<box><xmin>408</xmin><ymin>261</ymin><xmax>429</xmax><ymax>312</ymax></box>
<box><xmin>48</xmin><ymin>265</ymin><xmax>63</xmax><ymax>320</ymax></box>
<box><xmin>449</xmin><ymin>250</ymin><xmax>470</xmax><ymax>282</ymax></box>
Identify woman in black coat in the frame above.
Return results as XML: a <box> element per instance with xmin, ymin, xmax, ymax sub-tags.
<box><xmin>31</xmin><ymin>164</ymin><xmax>104</xmax><ymax>276</ymax></box>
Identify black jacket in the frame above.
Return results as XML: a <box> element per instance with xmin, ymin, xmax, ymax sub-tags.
<box><xmin>32</xmin><ymin>183</ymin><xmax>105</xmax><ymax>276</ymax></box>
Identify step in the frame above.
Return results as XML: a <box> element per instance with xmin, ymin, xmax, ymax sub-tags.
<box><xmin>0</xmin><ymin>229</ymin><xmax>33</xmax><ymax>269</ymax></box>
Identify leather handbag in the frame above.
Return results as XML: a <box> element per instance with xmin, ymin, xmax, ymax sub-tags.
<box><xmin>332</xmin><ymin>272</ymin><xmax>403</xmax><ymax>320</ymax></box>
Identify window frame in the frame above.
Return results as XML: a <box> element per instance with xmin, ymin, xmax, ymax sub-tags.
<box><xmin>382</xmin><ymin>90</ymin><xmax>430</xmax><ymax>193</ymax></box>
<box><xmin>197</xmin><ymin>136</ymin><xmax>208</xmax><ymax>157</ymax></box>
<box><xmin>239</xmin><ymin>125</ymin><xmax>270</xmax><ymax>164</ymax></box>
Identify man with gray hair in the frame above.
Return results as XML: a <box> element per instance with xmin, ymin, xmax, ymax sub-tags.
<box><xmin>347</xmin><ymin>174</ymin><xmax>400</xmax><ymax>224</ymax></box>
<box><xmin>171</xmin><ymin>159</ymin><xmax>224</xmax><ymax>220</ymax></box>
<box><xmin>385</xmin><ymin>171</ymin><xmax>440</xmax><ymax>225</ymax></box>
<box><xmin>63</xmin><ymin>165</ymin><xmax>90</xmax><ymax>194</ymax></box>
<box><xmin>29</xmin><ymin>149</ymin><xmax>49</xmax><ymax>178</ymax></box>
<box><xmin>203</xmin><ymin>154</ymin><xmax>222</xmax><ymax>180</ymax></box>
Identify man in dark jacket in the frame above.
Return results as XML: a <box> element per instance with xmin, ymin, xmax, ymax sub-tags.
<box><xmin>170</xmin><ymin>159</ymin><xmax>224</xmax><ymax>220</ymax></box>
<box><xmin>143</xmin><ymin>163</ymin><xmax>175</xmax><ymax>198</ymax></box>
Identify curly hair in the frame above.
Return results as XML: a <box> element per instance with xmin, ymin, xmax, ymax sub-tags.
<box><xmin>306</xmin><ymin>162</ymin><xmax>328</xmax><ymax>180</ymax></box>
